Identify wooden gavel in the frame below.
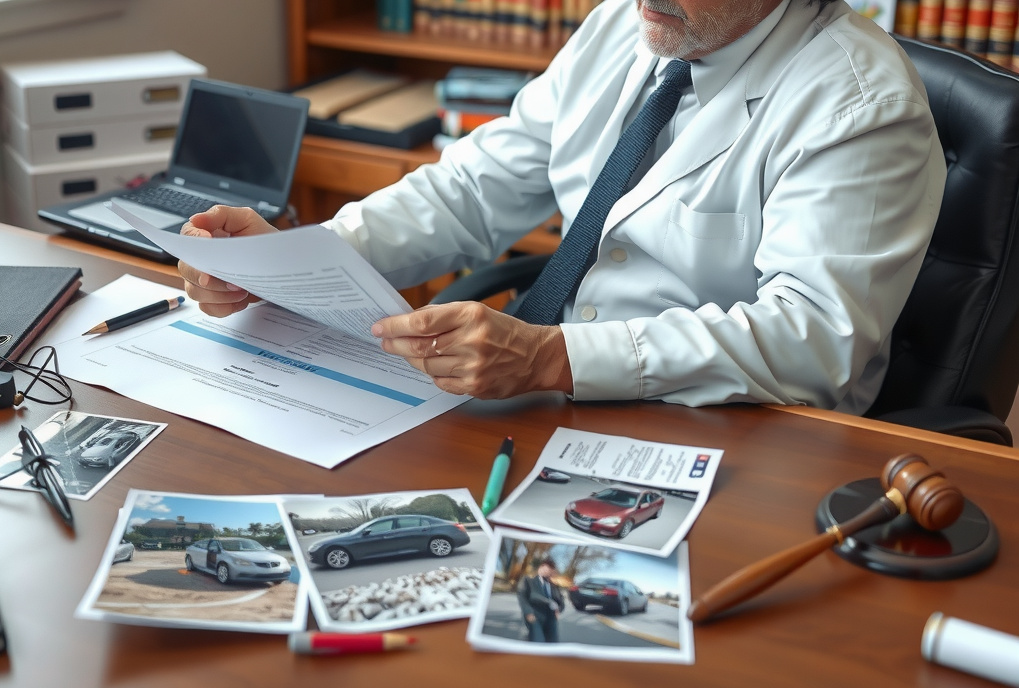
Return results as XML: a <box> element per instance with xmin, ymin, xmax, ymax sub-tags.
<box><xmin>687</xmin><ymin>454</ymin><xmax>964</xmax><ymax>623</ymax></box>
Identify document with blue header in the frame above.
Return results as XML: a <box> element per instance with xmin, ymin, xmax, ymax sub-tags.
<box><xmin>47</xmin><ymin>205</ymin><xmax>470</xmax><ymax>469</ymax></box>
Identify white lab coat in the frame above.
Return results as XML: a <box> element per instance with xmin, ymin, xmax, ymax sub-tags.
<box><xmin>326</xmin><ymin>0</ymin><xmax>946</xmax><ymax>414</ymax></box>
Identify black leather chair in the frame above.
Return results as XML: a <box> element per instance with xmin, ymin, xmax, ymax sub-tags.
<box><xmin>432</xmin><ymin>36</ymin><xmax>1019</xmax><ymax>445</ymax></box>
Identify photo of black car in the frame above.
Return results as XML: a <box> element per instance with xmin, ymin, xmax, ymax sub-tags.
<box><xmin>306</xmin><ymin>514</ymin><xmax>471</xmax><ymax>570</ymax></box>
<box><xmin>568</xmin><ymin>577</ymin><xmax>649</xmax><ymax>615</ymax></box>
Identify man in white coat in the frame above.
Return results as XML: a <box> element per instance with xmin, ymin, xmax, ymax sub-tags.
<box><xmin>179</xmin><ymin>0</ymin><xmax>946</xmax><ymax>415</ymax></box>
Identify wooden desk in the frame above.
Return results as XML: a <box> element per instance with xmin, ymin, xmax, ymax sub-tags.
<box><xmin>1</xmin><ymin>224</ymin><xmax>1018</xmax><ymax>688</ymax></box>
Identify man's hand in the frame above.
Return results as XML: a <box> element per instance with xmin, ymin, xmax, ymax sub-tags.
<box><xmin>372</xmin><ymin>301</ymin><xmax>574</xmax><ymax>398</ymax></box>
<box><xmin>176</xmin><ymin>206</ymin><xmax>277</xmax><ymax>317</ymax></box>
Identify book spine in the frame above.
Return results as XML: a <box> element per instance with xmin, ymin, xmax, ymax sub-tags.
<box><xmin>393</xmin><ymin>0</ymin><xmax>414</xmax><ymax>32</ymax></box>
<box><xmin>494</xmin><ymin>0</ymin><xmax>513</xmax><ymax>43</ymax></box>
<box><xmin>917</xmin><ymin>0</ymin><xmax>945</xmax><ymax>40</ymax></box>
<box><xmin>1013</xmin><ymin>18</ymin><xmax>1019</xmax><ymax>69</ymax></box>
<box><xmin>479</xmin><ymin>0</ymin><xmax>496</xmax><ymax>41</ymax></box>
<box><xmin>561</xmin><ymin>0</ymin><xmax>578</xmax><ymax>41</ymax></box>
<box><xmin>547</xmin><ymin>0</ymin><xmax>563</xmax><ymax>46</ymax></box>
<box><xmin>895</xmin><ymin>0</ymin><xmax>920</xmax><ymax>36</ymax></box>
<box><xmin>530</xmin><ymin>0</ymin><xmax>549</xmax><ymax>49</ymax></box>
<box><xmin>414</xmin><ymin>0</ymin><xmax>432</xmax><ymax>33</ymax></box>
<box><xmin>939</xmin><ymin>0</ymin><xmax>968</xmax><ymax>47</ymax></box>
<box><xmin>988</xmin><ymin>0</ymin><xmax>1017</xmax><ymax>66</ymax></box>
<box><xmin>965</xmin><ymin>0</ymin><xmax>993</xmax><ymax>55</ymax></box>
<box><xmin>510</xmin><ymin>0</ymin><xmax>531</xmax><ymax>45</ymax></box>
<box><xmin>378</xmin><ymin>0</ymin><xmax>394</xmax><ymax>31</ymax></box>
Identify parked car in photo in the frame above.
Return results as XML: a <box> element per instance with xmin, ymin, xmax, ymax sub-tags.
<box><xmin>184</xmin><ymin>537</ymin><xmax>291</xmax><ymax>584</ymax></box>
<box><xmin>565</xmin><ymin>486</ymin><xmax>664</xmax><ymax>538</ymax></box>
<box><xmin>307</xmin><ymin>514</ymin><xmax>470</xmax><ymax>570</ymax></box>
<box><xmin>537</xmin><ymin>468</ymin><xmax>571</xmax><ymax>483</ymax></box>
<box><xmin>569</xmin><ymin>577</ymin><xmax>649</xmax><ymax>615</ymax></box>
<box><xmin>140</xmin><ymin>541</ymin><xmax>161</xmax><ymax>550</ymax></box>
<box><xmin>76</xmin><ymin>431</ymin><xmax>142</xmax><ymax>469</ymax></box>
<box><xmin>112</xmin><ymin>539</ymin><xmax>135</xmax><ymax>564</ymax></box>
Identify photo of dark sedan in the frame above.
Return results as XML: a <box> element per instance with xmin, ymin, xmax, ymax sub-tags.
<box><xmin>307</xmin><ymin>514</ymin><xmax>471</xmax><ymax>570</ymax></box>
<box><xmin>569</xmin><ymin>577</ymin><xmax>649</xmax><ymax>615</ymax></box>
<box><xmin>565</xmin><ymin>486</ymin><xmax>664</xmax><ymax>538</ymax></box>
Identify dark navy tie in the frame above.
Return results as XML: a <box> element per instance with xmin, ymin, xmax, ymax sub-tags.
<box><xmin>514</xmin><ymin>59</ymin><xmax>693</xmax><ymax>326</ymax></box>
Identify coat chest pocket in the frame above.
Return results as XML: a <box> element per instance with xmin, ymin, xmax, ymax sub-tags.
<box><xmin>657</xmin><ymin>200</ymin><xmax>753</xmax><ymax>307</ymax></box>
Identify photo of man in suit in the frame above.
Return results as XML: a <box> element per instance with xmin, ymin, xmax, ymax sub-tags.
<box><xmin>517</xmin><ymin>556</ymin><xmax>565</xmax><ymax>642</ymax></box>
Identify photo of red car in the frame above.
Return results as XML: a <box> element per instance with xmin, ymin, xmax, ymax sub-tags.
<box><xmin>565</xmin><ymin>486</ymin><xmax>664</xmax><ymax>538</ymax></box>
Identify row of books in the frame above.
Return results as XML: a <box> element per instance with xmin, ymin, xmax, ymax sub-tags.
<box><xmin>408</xmin><ymin>0</ymin><xmax>604</xmax><ymax>49</ymax></box>
<box><xmin>434</xmin><ymin>66</ymin><xmax>533</xmax><ymax>147</ymax></box>
<box><xmin>894</xmin><ymin>0</ymin><xmax>1019</xmax><ymax>69</ymax></box>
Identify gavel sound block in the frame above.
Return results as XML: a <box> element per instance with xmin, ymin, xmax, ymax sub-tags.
<box><xmin>688</xmin><ymin>454</ymin><xmax>999</xmax><ymax>624</ymax></box>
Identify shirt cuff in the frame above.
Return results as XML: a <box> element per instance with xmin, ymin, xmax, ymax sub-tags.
<box><xmin>320</xmin><ymin>205</ymin><xmax>369</xmax><ymax>260</ymax></box>
<box><xmin>560</xmin><ymin>320</ymin><xmax>642</xmax><ymax>400</ymax></box>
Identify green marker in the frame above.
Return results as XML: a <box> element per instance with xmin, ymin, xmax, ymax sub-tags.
<box><xmin>482</xmin><ymin>437</ymin><xmax>514</xmax><ymax>516</ymax></box>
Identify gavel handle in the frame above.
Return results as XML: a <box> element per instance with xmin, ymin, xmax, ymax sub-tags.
<box><xmin>687</xmin><ymin>494</ymin><xmax>902</xmax><ymax>623</ymax></box>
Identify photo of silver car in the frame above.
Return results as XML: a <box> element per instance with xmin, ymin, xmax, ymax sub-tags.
<box><xmin>184</xmin><ymin>537</ymin><xmax>291</xmax><ymax>584</ymax></box>
<box><xmin>75</xmin><ymin>431</ymin><xmax>142</xmax><ymax>469</ymax></box>
<box><xmin>112</xmin><ymin>539</ymin><xmax>135</xmax><ymax>564</ymax></box>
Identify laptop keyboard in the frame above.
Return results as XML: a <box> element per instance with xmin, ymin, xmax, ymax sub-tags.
<box><xmin>123</xmin><ymin>187</ymin><xmax>276</xmax><ymax>219</ymax></box>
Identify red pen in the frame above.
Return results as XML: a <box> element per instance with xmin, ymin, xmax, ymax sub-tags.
<box><xmin>288</xmin><ymin>632</ymin><xmax>417</xmax><ymax>655</ymax></box>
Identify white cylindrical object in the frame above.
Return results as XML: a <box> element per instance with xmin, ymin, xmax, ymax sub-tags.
<box><xmin>922</xmin><ymin>612</ymin><xmax>1019</xmax><ymax>687</ymax></box>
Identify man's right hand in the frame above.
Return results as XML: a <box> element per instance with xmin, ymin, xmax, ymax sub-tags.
<box><xmin>177</xmin><ymin>205</ymin><xmax>277</xmax><ymax>317</ymax></box>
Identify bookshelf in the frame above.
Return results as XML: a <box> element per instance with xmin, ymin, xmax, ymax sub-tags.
<box><xmin>286</xmin><ymin>0</ymin><xmax>566</xmax><ymax>305</ymax></box>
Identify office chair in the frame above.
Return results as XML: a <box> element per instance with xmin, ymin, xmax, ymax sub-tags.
<box><xmin>431</xmin><ymin>36</ymin><xmax>1019</xmax><ymax>446</ymax></box>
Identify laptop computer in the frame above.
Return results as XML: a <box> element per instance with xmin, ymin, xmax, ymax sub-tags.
<box><xmin>38</xmin><ymin>78</ymin><xmax>309</xmax><ymax>263</ymax></box>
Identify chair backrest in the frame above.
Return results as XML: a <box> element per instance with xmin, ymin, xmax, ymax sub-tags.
<box><xmin>866</xmin><ymin>37</ymin><xmax>1019</xmax><ymax>421</ymax></box>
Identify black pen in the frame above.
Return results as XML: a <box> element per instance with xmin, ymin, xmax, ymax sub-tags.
<box><xmin>82</xmin><ymin>296</ymin><xmax>184</xmax><ymax>335</ymax></box>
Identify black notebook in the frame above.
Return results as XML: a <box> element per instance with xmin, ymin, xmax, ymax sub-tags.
<box><xmin>0</xmin><ymin>266</ymin><xmax>83</xmax><ymax>365</ymax></box>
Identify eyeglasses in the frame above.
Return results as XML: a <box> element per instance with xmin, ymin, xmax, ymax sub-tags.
<box><xmin>0</xmin><ymin>425</ymin><xmax>74</xmax><ymax>529</ymax></box>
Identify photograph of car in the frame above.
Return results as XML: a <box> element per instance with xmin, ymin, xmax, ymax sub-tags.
<box><xmin>112</xmin><ymin>539</ymin><xmax>134</xmax><ymax>564</ymax></box>
<box><xmin>568</xmin><ymin>577</ymin><xmax>649</xmax><ymax>615</ymax></box>
<box><xmin>184</xmin><ymin>537</ymin><xmax>292</xmax><ymax>584</ymax></box>
<box><xmin>75</xmin><ymin>431</ymin><xmax>142</xmax><ymax>469</ymax></box>
<box><xmin>565</xmin><ymin>486</ymin><xmax>664</xmax><ymax>538</ymax></box>
<box><xmin>537</xmin><ymin>468</ymin><xmax>571</xmax><ymax>483</ymax></box>
<box><xmin>307</xmin><ymin>514</ymin><xmax>471</xmax><ymax>570</ymax></box>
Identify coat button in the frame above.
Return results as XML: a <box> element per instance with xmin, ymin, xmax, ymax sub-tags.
<box><xmin>610</xmin><ymin>248</ymin><xmax>628</xmax><ymax>262</ymax></box>
<box><xmin>580</xmin><ymin>305</ymin><xmax>597</xmax><ymax>321</ymax></box>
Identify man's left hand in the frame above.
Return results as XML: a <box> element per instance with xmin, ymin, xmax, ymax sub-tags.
<box><xmin>371</xmin><ymin>302</ymin><xmax>573</xmax><ymax>398</ymax></box>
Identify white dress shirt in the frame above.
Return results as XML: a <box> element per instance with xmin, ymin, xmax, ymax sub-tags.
<box><xmin>323</xmin><ymin>0</ymin><xmax>946</xmax><ymax>414</ymax></box>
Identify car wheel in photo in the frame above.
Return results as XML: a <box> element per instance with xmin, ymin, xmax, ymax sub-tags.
<box><xmin>618</xmin><ymin>519</ymin><xmax>634</xmax><ymax>538</ymax></box>
<box><xmin>652</xmin><ymin>506</ymin><xmax>662</xmax><ymax>519</ymax></box>
<box><xmin>216</xmin><ymin>562</ymin><xmax>231</xmax><ymax>584</ymax></box>
<box><xmin>185</xmin><ymin>554</ymin><xmax>195</xmax><ymax>571</ymax></box>
<box><xmin>325</xmin><ymin>546</ymin><xmax>352</xmax><ymax>569</ymax></box>
<box><xmin>428</xmin><ymin>537</ymin><xmax>453</xmax><ymax>557</ymax></box>
<box><xmin>618</xmin><ymin>597</ymin><xmax>629</xmax><ymax>615</ymax></box>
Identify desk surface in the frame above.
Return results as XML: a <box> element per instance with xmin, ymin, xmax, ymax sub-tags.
<box><xmin>1</xmin><ymin>224</ymin><xmax>1017</xmax><ymax>688</ymax></box>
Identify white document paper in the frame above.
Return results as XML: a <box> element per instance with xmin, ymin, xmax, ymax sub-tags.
<box><xmin>487</xmin><ymin>428</ymin><xmax>722</xmax><ymax>556</ymax></box>
<box><xmin>110</xmin><ymin>199</ymin><xmax>410</xmax><ymax>342</ymax></box>
<box><xmin>51</xmin><ymin>211</ymin><xmax>469</xmax><ymax>468</ymax></box>
<box><xmin>54</xmin><ymin>291</ymin><xmax>467</xmax><ymax>469</ymax></box>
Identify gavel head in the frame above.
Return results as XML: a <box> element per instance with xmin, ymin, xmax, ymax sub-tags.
<box><xmin>880</xmin><ymin>454</ymin><xmax>964</xmax><ymax>531</ymax></box>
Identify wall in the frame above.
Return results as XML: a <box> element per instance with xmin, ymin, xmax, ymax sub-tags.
<box><xmin>0</xmin><ymin>0</ymin><xmax>287</xmax><ymax>90</ymax></box>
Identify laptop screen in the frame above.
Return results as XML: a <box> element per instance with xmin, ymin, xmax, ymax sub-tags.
<box><xmin>168</xmin><ymin>79</ymin><xmax>309</xmax><ymax>208</ymax></box>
